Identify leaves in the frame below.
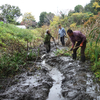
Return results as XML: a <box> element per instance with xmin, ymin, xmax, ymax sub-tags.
<box><xmin>0</xmin><ymin>4</ymin><xmax>22</xmax><ymax>23</ymax></box>
<box><xmin>21</xmin><ymin>12</ymin><xmax>37</xmax><ymax>28</ymax></box>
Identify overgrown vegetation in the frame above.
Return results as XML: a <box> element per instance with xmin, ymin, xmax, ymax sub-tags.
<box><xmin>0</xmin><ymin>22</ymin><xmax>42</xmax><ymax>77</ymax></box>
<box><xmin>85</xmin><ymin>14</ymin><xmax>100</xmax><ymax>80</ymax></box>
<box><xmin>1</xmin><ymin>0</ymin><xmax>100</xmax><ymax>81</ymax></box>
<box><xmin>49</xmin><ymin>12</ymin><xmax>100</xmax><ymax>81</ymax></box>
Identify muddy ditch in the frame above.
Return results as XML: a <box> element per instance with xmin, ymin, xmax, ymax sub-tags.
<box><xmin>0</xmin><ymin>42</ymin><xmax>100</xmax><ymax>100</ymax></box>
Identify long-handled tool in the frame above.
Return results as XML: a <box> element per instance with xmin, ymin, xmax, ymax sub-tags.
<box><xmin>51</xmin><ymin>36</ymin><xmax>58</xmax><ymax>49</ymax></box>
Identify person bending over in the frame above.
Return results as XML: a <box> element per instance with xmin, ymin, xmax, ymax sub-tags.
<box><xmin>67</xmin><ymin>29</ymin><xmax>87</xmax><ymax>62</ymax></box>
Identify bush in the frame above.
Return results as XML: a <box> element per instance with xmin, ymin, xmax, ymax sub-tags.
<box><xmin>70</xmin><ymin>23</ymin><xmax>76</xmax><ymax>28</ymax></box>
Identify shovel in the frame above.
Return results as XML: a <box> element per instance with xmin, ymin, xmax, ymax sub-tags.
<box><xmin>51</xmin><ymin>36</ymin><xmax>58</xmax><ymax>49</ymax></box>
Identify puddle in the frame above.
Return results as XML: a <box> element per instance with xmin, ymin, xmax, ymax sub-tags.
<box><xmin>47</xmin><ymin>68</ymin><xmax>65</xmax><ymax>100</ymax></box>
<box><xmin>41</xmin><ymin>60</ymin><xmax>65</xmax><ymax>100</ymax></box>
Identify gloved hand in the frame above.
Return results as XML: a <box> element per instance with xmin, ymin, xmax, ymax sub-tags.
<box><xmin>70</xmin><ymin>45</ymin><xmax>74</xmax><ymax>51</ymax></box>
<box><xmin>70</xmin><ymin>48</ymin><xmax>73</xmax><ymax>51</ymax></box>
<box><xmin>80</xmin><ymin>42</ymin><xmax>83</xmax><ymax>47</ymax></box>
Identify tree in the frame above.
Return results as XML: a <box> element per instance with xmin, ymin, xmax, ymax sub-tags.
<box><xmin>84</xmin><ymin>0</ymin><xmax>100</xmax><ymax>14</ymax></box>
<box><xmin>68</xmin><ymin>10</ymin><xmax>75</xmax><ymax>16</ymax></box>
<box><xmin>0</xmin><ymin>4</ymin><xmax>22</xmax><ymax>23</ymax></box>
<box><xmin>21</xmin><ymin>12</ymin><xmax>37</xmax><ymax>28</ymax></box>
<box><xmin>93</xmin><ymin>2</ymin><xmax>100</xmax><ymax>13</ymax></box>
<box><xmin>39</xmin><ymin>12</ymin><xmax>47</xmax><ymax>26</ymax></box>
<box><xmin>50</xmin><ymin>16</ymin><xmax>60</xmax><ymax>27</ymax></box>
<box><xmin>39</xmin><ymin>12</ymin><xmax>55</xmax><ymax>26</ymax></box>
<box><xmin>44</xmin><ymin>12</ymin><xmax>54</xmax><ymax>25</ymax></box>
<box><xmin>74</xmin><ymin>5</ymin><xmax>84</xmax><ymax>12</ymax></box>
<box><xmin>0</xmin><ymin>13</ymin><xmax>4</xmax><ymax>21</ymax></box>
<box><xmin>67</xmin><ymin>12</ymin><xmax>93</xmax><ymax>26</ymax></box>
<box><xmin>84</xmin><ymin>4</ymin><xmax>92</xmax><ymax>12</ymax></box>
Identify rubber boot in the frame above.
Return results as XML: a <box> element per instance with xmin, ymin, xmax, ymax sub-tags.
<box><xmin>72</xmin><ymin>53</ymin><xmax>77</xmax><ymax>59</ymax></box>
<box><xmin>81</xmin><ymin>55</ymin><xmax>85</xmax><ymax>62</ymax></box>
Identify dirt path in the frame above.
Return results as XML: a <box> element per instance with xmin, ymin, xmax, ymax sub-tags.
<box><xmin>0</xmin><ymin>42</ymin><xmax>100</xmax><ymax>100</ymax></box>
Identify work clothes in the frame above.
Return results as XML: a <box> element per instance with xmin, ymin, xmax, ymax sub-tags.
<box><xmin>60</xmin><ymin>36</ymin><xmax>65</xmax><ymax>46</ymax></box>
<box><xmin>72</xmin><ymin>53</ymin><xmax>77</xmax><ymax>59</ymax></box>
<box><xmin>70</xmin><ymin>31</ymin><xmax>86</xmax><ymax>47</ymax></box>
<box><xmin>70</xmin><ymin>31</ymin><xmax>86</xmax><ymax>62</ymax></box>
<box><xmin>73</xmin><ymin>40</ymin><xmax>86</xmax><ymax>56</ymax></box>
<box><xmin>44</xmin><ymin>33</ymin><xmax>52</xmax><ymax>53</ymax></box>
<box><xmin>58</xmin><ymin>28</ymin><xmax>66</xmax><ymax>46</ymax></box>
<box><xmin>45</xmin><ymin>43</ymin><xmax>51</xmax><ymax>53</ymax></box>
<box><xmin>72</xmin><ymin>40</ymin><xmax>86</xmax><ymax>62</ymax></box>
<box><xmin>59</xmin><ymin>28</ymin><xmax>66</xmax><ymax>37</ymax></box>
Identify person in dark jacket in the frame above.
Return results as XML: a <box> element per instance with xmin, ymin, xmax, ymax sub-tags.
<box><xmin>44</xmin><ymin>29</ymin><xmax>53</xmax><ymax>53</ymax></box>
<box><xmin>58</xmin><ymin>25</ymin><xmax>66</xmax><ymax>46</ymax></box>
<box><xmin>67</xmin><ymin>29</ymin><xmax>87</xmax><ymax>62</ymax></box>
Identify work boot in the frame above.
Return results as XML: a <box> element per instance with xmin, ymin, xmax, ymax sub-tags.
<box><xmin>72</xmin><ymin>53</ymin><xmax>77</xmax><ymax>59</ymax></box>
<box><xmin>81</xmin><ymin>55</ymin><xmax>85</xmax><ymax>62</ymax></box>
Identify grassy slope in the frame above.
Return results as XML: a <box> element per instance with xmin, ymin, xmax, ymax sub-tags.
<box><xmin>0</xmin><ymin>23</ymin><xmax>42</xmax><ymax>77</ymax></box>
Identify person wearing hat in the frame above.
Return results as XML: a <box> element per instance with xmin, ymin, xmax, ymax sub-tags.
<box><xmin>44</xmin><ymin>29</ymin><xmax>54</xmax><ymax>53</ymax></box>
<box><xmin>67</xmin><ymin>29</ymin><xmax>87</xmax><ymax>62</ymax></box>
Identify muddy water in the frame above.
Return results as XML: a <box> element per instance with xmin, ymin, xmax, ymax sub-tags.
<box><xmin>42</xmin><ymin>60</ymin><xmax>65</xmax><ymax>100</ymax></box>
<box><xmin>0</xmin><ymin>43</ymin><xmax>100</xmax><ymax>100</ymax></box>
<box><xmin>0</xmin><ymin>64</ymin><xmax>53</xmax><ymax>100</ymax></box>
<box><xmin>46</xmin><ymin>55</ymin><xmax>100</xmax><ymax>100</ymax></box>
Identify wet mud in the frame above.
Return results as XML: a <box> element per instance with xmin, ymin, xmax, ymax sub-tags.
<box><xmin>0</xmin><ymin>42</ymin><xmax>100</xmax><ymax>100</ymax></box>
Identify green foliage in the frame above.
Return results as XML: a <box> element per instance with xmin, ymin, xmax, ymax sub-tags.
<box><xmin>21</xmin><ymin>12</ymin><xmax>37</xmax><ymax>28</ymax></box>
<box><xmin>84</xmin><ymin>15</ymin><xmax>98</xmax><ymax>27</ymax></box>
<box><xmin>84</xmin><ymin>26</ymin><xmax>100</xmax><ymax>80</ymax></box>
<box><xmin>0</xmin><ymin>23</ymin><xmax>42</xmax><ymax>77</ymax></box>
<box><xmin>84</xmin><ymin>0</ymin><xmax>100</xmax><ymax>14</ymax></box>
<box><xmin>0</xmin><ymin>21</ymin><xmax>4</xmax><ymax>26</ymax></box>
<box><xmin>68</xmin><ymin>10</ymin><xmax>75</xmax><ymax>16</ymax></box>
<box><xmin>67</xmin><ymin>12</ymin><xmax>93</xmax><ymax>26</ymax></box>
<box><xmin>27</xmin><ymin>50</ymin><xmax>37</xmax><ymax>60</ymax></box>
<box><xmin>39</xmin><ymin>12</ymin><xmax>55</xmax><ymax>27</ymax></box>
<box><xmin>0</xmin><ymin>4</ymin><xmax>22</xmax><ymax>23</ymax></box>
<box><xmin>0</xmin><ymin>23</ymin><xmax>34</xmax><ymax>42</ymax></box>
<box><xmin>54</xmin><ymin>49</ymin><xmax>71</xmax><ymax>56</ymax></box>
<box><xmin>27</xmin><ymin>48</ymin><xmax>40</xmax><ymax>61</ymax></box>
<box><xmin>70</xmin><ymin>23</ymin><xmax>76</xmax><ymax>28</ymax></box>
<box><xmin>94</xmin><ymin>70</ymin><xmax>100</xmax><ymax>78</ymax></box>
<box><xmin>39</xmin><ymin>12</ymin><xmax>47</xmax><ymax>26</ymax></box>
<box><xmin>44</xmin><ymin>12</ymin><xmax>55</xmax><ymax>25</ymax></box>
<box><xmin>50</xmin><ymin>16</ymin><xmax>60</xmax><ymax>27</ymax></box>
<box><xmin>54</xmin><ymin>49</ymin><xmax>64</xmax><ymax>56</ymax></box>
<box><xmin>74</xmin><ymin>5</ymin><xmax>84</xmax><ymax>13</ymax></box>
<box><xmin>0</xmin><ymin>51</ymin><xmax>27</xmax><ymax>77</ymax></box>
<box><xmin>60</xmin><ymin>16</ymin><xmax>68</xmax><ymax>27</ymax></box>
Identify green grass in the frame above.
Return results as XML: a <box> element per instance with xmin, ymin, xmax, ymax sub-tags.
<box><xmin>0</xmin><ymin>22</ymin><xmax>42</xmax><ymax>77</ymax></box>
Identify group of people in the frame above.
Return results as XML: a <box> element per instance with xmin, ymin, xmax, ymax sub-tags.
<box><xmin>44</xmin><ymin>25</ymin><xmax>87</xmax><ymax>62</ymax></box>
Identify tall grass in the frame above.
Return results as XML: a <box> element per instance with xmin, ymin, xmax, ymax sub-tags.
<box><xmin>0</xmin><ymin>23</ymin><xmax>42</xmax><ymax>77</ymax></box>
<box><xmin>83</xmin><ymin>14</ymin><xmax>100</xmax><ymax>80</ymax></box>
